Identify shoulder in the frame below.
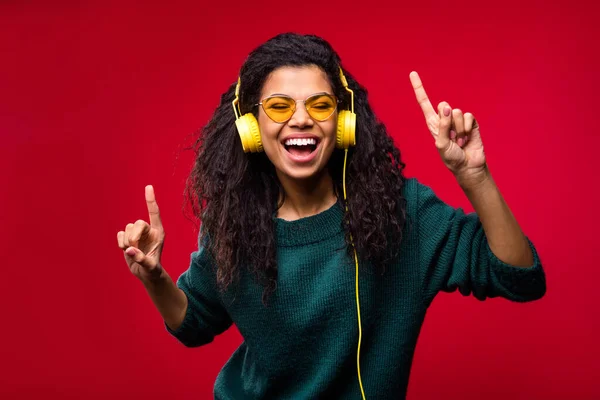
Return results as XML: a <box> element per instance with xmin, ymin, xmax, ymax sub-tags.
<box><xmin>188</xmin><ymin>226</ymin><xmax>218</xmax><ymax>274</ymax></box>
<box><xmin>402</xmin><ymin>177</ymin><xmax>419</xmax><ymax>197</ymax></box>
<box><xmin>401</xmin><ymin>177</ymin><xmax>434</xmax><ymax>208</ymax></box>
<box><xmin>401</xmin><ymin>177</ymin><xmax>438</xmax><ymax>198</ymax></box>
<box><xmin>401</xmin><ymin>177</ymin><xmax>455</xmax><ymax>222</ymax></box>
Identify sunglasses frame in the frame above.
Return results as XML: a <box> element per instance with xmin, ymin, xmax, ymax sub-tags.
<box><xmin>255</xmin><ymin>92</ymin><xmax>341</xmax><ymax>123</ymax></box>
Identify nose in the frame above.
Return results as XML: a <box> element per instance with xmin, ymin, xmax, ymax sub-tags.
<box><xmin>288</xmin><ymin>100</ymin><xmax>314</xmax><ymax>128</ymax></box>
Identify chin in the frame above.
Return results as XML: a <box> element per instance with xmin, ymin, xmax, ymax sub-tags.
<box><xmin>280</xmin><ymin>165</ymin><xmax>323</xmax><ymax>181</ymax></box>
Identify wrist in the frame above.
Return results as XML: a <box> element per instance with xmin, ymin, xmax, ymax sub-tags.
<box><xmin>141</xmin><ymin>264</ymin><xmax>170</xmax><ymax>288</ymax></box>
<box><xmin>454</xmin><ymin>164</ymin><xmax>492</xmax><ymax>192</ymax></box>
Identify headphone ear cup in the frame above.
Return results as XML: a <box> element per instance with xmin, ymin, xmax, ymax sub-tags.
<box><xmin>235</xmin><ymin>113</ymin><xmax>263</xmax><ymax>153</ymax></box>
<box><xmin>336</xmin><ymin>110</ymin><xmax>356</xmax><ymax>149</ymax></box>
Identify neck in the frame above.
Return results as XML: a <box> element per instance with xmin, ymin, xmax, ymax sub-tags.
<box><xmin>276</xmin><ymin>169</ymin><xmax>337</xmax><ymax>221</ymax></box>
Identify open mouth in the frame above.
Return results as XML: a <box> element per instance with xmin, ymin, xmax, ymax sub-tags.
<box><xmin>283</xmin><ymin>137</ymin><xmax>319</xmax><ymax>157</ymax></box>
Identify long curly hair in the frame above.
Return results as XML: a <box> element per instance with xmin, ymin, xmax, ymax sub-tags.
<box><xmin>183</xmin><ymin>33</ymin><xmax>407</xmax><ymax>304</ymax></box>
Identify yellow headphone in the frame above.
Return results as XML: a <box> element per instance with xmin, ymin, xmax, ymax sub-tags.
<box><xmin>231</xmin><ymin>67</ymin><xmax>366</xmax><ymax>400</ymax></box>
<box><xmin>231</xmin><ymin>67</ymin><xmax>356</xmax><ymax>152</ymax></box>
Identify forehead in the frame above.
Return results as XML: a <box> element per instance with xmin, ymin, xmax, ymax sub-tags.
<box><xmin>260</xmin><ymin>65</ymin><xmax>333</xmax><ymax>98</ymax></box>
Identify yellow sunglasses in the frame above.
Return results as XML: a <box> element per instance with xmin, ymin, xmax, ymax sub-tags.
<box><xmin>255</xmin><ymin>92</ymin><xmax>340</xmax><ymax>123</ymax></box>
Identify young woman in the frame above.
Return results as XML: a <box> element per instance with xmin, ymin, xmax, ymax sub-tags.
<box><xmin>117</xmin><ymin>33</ymin><xmax>546</xmax><ymax>399</ymax></box>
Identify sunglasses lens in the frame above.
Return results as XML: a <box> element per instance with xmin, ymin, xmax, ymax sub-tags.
<box><xmin>261</xmin><ymin>94</ymin><xmax>337</xmax><ymax>122</ymax></box>
<box><xmin>306</xmin><ymin>94</ymin><xmax>337</xmax><ymax>121</ymax></box>
<box><xmin>262</xmin><ymin>96</ymin><xmax>295</xmax><ymax>123</ymax></box>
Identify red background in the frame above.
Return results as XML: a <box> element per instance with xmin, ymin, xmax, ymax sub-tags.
<box><xmin>1</xmin><ymin>1</ymin><xmax>598</xmax><ymax>399</ymax></box>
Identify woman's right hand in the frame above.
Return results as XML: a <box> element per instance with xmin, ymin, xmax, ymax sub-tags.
<box><xmin>117</xmin><ymin>185</ymin><xmax>166</xmax><ymax>284</ymax></box>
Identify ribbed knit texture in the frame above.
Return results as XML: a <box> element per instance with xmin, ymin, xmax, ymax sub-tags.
<box><xmin>167</xmin><ymin>178</ymin><xmax>546</xmax><ymax>399</ymax></box>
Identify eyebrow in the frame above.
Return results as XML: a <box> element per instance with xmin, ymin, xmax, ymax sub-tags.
<box><xmin>266</xmin><ymin>91</ymin><xmax>332</xmax><ymax>98</ymax></box>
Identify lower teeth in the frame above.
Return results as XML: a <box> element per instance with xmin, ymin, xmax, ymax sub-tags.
<box><xmin>287</xmin><ymin>146</ymin><xmax>314</xmax><ymax>156</ymax></box>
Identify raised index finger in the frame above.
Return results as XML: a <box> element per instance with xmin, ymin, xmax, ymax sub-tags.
<box><xmin>409</xmin><ymin>71</ymin><xmax>436</xmax><ymax>119</ymax></box>
<box><xmin>145</xmin><ymin>185</ymin><xmax>162</xmax><ymax>229</ymax></box>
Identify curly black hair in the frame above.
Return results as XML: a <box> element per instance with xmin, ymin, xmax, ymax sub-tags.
<box><xmin>183</xmin><ymin>33</ymin><xmax>407</xmax><ymax>304</ymax></box>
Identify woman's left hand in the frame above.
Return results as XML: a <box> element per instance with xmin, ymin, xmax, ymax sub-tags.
<box><xmin>409</xmin><ymin>71</ymin><xmax>488</xmax><ymax>186</ymax></box>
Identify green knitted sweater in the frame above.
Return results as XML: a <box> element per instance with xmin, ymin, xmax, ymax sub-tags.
<box><xmin>166</xmin><ymin>178</ymin><xmax>546</xmax><ymax>399</ymax></box>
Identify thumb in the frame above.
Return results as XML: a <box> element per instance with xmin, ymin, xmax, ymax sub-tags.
<box><xmin>125</xmin><ymin>246</ymin><xmax>156</xmax><ymax>269</ymax></box>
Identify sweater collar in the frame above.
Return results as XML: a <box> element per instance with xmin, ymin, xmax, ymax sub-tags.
<box><xmin>274</xmin><ymin>201</ymin><xmax>345</xmax><ymax>247</ymax></box>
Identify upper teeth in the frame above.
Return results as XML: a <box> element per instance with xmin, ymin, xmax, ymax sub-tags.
<box><xmin>284</xmin><ymin>138</ymin><xmax>317</xmax><ymax>146</ymax></box>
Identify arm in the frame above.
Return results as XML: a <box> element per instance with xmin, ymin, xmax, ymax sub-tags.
<box><xmin>412</xmin><ymin>178</ymin><xmax>546</xmax><ymax>307</ymax></box>
<box><xmin>164</xmin><ymin>245</ymin><xmax>233</xmax><ymax>347</ymax></box>
<box><xmin>118</xmin><ymin>185</ymin><xmax>230</xmax><ymax>345</ymax></box>
<box><xmin>409</xmin><ymin>71</ymin><xmax>533</xmax><ymax>268</ymax></box>
<box><xmin>408</xmin><ymin>72</ymin><xmax>545</xmax><ymax>305</ymax></box>
<box><xmin>142</xmin><ymin>269</ymin><xmax>188</xmax><ymax>331</ymax></box>
<box><xmin>457</xmin><ymin>166</ymin><xmax>533</xmax><ymax>267</ymax></box>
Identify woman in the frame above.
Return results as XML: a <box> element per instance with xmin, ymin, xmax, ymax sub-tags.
<box><xmin>116</xmin><ymin>33</ymin><xmax>546</xmax><ymax>399</ymax></box>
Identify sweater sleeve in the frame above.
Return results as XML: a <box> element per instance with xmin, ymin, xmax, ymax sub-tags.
<box><xmin>411</xmin><ymin>179</ymin><xmax>546</xmax><ymax>307</ymax></box>
<box><xmin>165</xmin><ymin>244</ymin><xmax>233</xmax><ymax>347</ymax></box>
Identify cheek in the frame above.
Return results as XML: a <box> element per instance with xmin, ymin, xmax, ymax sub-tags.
<box><xmin>257</xmin><ymin>114</ymin><xmax>275</xmax><ymax>140</ymax></box>
<box><xmin>318</xmin><ymin>122</ymin><xmax>338</xmax><ymax>157</ymax></box>
<box><xmin>322</xmin><ymin>118</ymin><xmax>338</xmax><ymax>142</ymax></box>
<box><xmin>257</xmin><ymin>115</ymin><xmax>281</xmax><ymax>155</ymax></box>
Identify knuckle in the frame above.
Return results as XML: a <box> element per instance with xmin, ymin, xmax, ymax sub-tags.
<box><xmin>427</xmin><ymin>116</ymin><xmax>439</xmax><ymax>127</ymax></box>
<box><xmin>435</xmin><ymin>140</ymin><xmax>448</xmax><ymax>151</ymax></box>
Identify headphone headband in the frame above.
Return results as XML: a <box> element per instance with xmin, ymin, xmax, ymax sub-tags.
<box><xmin>339</xmin><ymin>67</ymin><xmax>354</xmax><ymax>114</ymax></box>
